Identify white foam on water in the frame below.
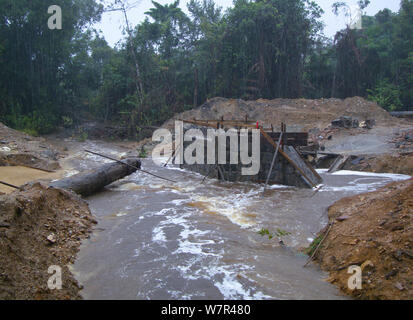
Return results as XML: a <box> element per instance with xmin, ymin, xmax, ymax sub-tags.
<box><xmin>148</xmin><ymin>202</ymin><xmax>271</xmax><ymax>299</ymax></box>
<box><xmin>321</xmin><ymin>182</ymin><xmax>384</xmax><ymax>193</ymax></box>
<box><xmin>154</xmin><ymin>208</ymin><xmax>175</xmax><ymax>216</ymax></box>
<box><xmin>151</xmin><ymin>156</ymin><xmax>170</xmax><ymax>164</ymax></box>
<box><xmin>64</xmin><ymin>169</ymin><xmax>79</xmax><ymax>177</ymax></box>
<box><xmin>319</xmin><ymin>170</ymin><xmax>411</xmax><ymax>193</ymax></box>
<box><xmin>321</xmin><ymin>178</ymin><xmax>407</xmax><ymax>193</ymax></box>
<box><xmin>150</xmin><ymin>207</ymin><xmax>208</xmax><ymax>247</ymax></box>
<box><xmin>171</xmin><ymin>250</ymin><xmax>270</xmax><ymax>299</ymax></box>
<box><xmin>152</xmin><ymin>225</ymin><xmax>167</xmax><ymax>244</ymax></box>
<box><xmin>164</xmin><ymin>165</ymin><xmax>203</xmax><ymax>176</ymax></box>
<box><xmin>212</xmin><ymin>266</ymin><xmax>271</xmax><ymax>300</ymax></box>
<box><xmin>152</xmin><ymin>207</ymin><xmax>216</xmax><ymax>257</ymax></box>
<box><xmin>111</xmin><ymin>182</ymin><xmax>142</xmax><ymax>191</ymax></box>
<box><xmin>111</xmin><ymin>151</ymin><xmax>126</xmax><ymax>158</ymax></box>
<box><xmin>131</xmin><ymin>208</ymin><xmax>176</xmax><ymax>228</ymax></box>
<box><xmin>169</xmin><ymin>198</ymin><xmax>190</xmax><ymax>206</ymax></box>
<box><xmin>265</xmin><ymin>184</ymin><xmax>290</xmax><ymax>190</ymax></box>
<box><xmin>81</xmin><ymin>152</ymin><xmax>113</xmax><ymax>164</ymax></box>
<box><xmin>190</xmin><ymin>193</ymin><xmax>258</xmax><ymax>229</ymax></box>
<box><xmin>173</xmin><ymin>226</ymin><xmax>216</xmax><ymax>256</ymax></box>
<box><xmin>187</xmin><ymin>263</ymin><xmax>271</xmax><ymax>300</ymax></box>
<box><xmin>162</xmin><ymin>165</ymin><xmax>187</xmax><ymax>172</ymax></box>
<box><xmin>332</xmin><ymin>170</ymin><xmax>411</xmax><ymax>180</ymax></box>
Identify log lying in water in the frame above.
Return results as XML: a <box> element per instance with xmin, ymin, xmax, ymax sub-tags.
<box><xmin>51</xmin><ymin>158</ymin><xmax>141</xmax><ymax>196</ymax></box>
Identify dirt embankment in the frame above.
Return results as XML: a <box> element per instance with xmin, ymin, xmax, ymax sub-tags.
<box><xmin>0</xmin><ymin>183</ymin><xmax>96</xmax><ymax>299</ymax></box>
<box><xmin>0</xmin><ymin>122</ymin><xmax>61</xmax><ymax>171</ymax></box>
<box><xmin>342</xmin><ymin>153</ymin><xmax>413</xmax><ymax>176</ymax></box>
<box><xmin>1</xmin><ymin>121</ymin><xmax>97</xmax><ymax>299</ymax></box>
<box><xmin>312</xmin><ymin>178</ymin><xmax>413</xmax><ymax>300</ymax></box>
<box><xmin>335</xmin><ymin>128</ymin><xmax>413</xmax><ymax>176</ymax></box>
<box><xmin>163</xmin><ymin>96</ymin><xmax>402</xmax><ymax>131</ymax></box>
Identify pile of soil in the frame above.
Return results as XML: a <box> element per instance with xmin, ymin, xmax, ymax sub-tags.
<box><xmin>390</xmin><ymin>128</ymin><xmax>413</xmax><ymax>151</ymax></box>
<box><xmin>163</xmin><ymin>96</ymin><xmax>401</xmax><ymax>131</ymax></box>
<box><xmin>0</xmin><ymin>122</ymin><xmax>61</xmax><ymax>171</ymax></box>
<box><xmin>342</xmin><ymin>153</ymin><xmax>413</xmax><ymax>176</ymax></box>
<box><xmin>0</xmin><ymin>183</ymin><xmax>96</xmax><ymax>299</ymax></box>
<box><xmin>312</xmin><ymin>178</ymin><xmax>413</xmax><ymax>300</ymax></box>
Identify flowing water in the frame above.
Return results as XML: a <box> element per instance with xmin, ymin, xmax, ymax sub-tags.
<box><xmin>67</xmin><ymin>141</ymin><xmax>410</xmax><ymax>300</ymax></box>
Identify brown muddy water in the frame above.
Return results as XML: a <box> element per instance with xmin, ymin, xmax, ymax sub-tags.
<box><xmin>0</xmin><ymin>166</ymin><xmax>61</xmax><ymax>193</ymax></box>
<box><xmin>66</xmin><ymin>141</ymin><xmax>410</xmax><ymax>300</ymax></box>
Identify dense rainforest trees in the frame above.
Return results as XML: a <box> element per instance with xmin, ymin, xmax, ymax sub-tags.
<box><xmin>0</xmin><ymin>0</ymin><xmax>103</xmax><ymax>134</ymax></box>
<box><xmin>0</xmin><ymin>0</ymin><xmax>412</xmax><ymax>137</ymax></box>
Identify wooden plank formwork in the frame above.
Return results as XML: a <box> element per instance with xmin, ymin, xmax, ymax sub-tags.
<box><xmin>178</xmin><ymin>118</ymin><xmax>322</xmax><ymax>188</ymax></box>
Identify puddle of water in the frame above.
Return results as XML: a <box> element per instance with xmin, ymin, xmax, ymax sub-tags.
<box><xmin>0</xmin><ymin>166</ymin><xmax>62</xmax><ymax>193</ymax></box>
<box><xmin>71</xmin><ymin>147</ymin><xmax>411</xmax><ymax>300</ymax></box>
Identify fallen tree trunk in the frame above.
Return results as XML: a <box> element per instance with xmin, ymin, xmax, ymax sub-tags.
<box><xmin>51</xmin><ymin>158</ymin><xmax>141</xmax><ymax>196</ymax></box>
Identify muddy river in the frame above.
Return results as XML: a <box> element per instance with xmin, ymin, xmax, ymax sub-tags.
<box><xmin>64</xmin><ymin>141</ymin><xmax>410</xmax><ymax>300</ymax></box>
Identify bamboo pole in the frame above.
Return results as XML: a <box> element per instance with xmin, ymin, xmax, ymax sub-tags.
<box><xmin>163</xmin><ymin>142</ymin><xmax>180</xmax><ymax>167</ymax></box>
<box><xmin>303</xmin><ymin>222</ymin><xmax>334</xmax><ymax>267</ymax></box>
<box><xmin>0</xmin><ymin>180</ymin><xmax>21</xmax><ymax>190</ymax></box>
<box><xmin>260</xmin><ymin>128</ymin><xmax>316</xmax><ymax>188</ymax></box>
<box><xmin>263</xmin><ymin>131</ymin><xmax>283</xmax><ymax>192</ymax></box>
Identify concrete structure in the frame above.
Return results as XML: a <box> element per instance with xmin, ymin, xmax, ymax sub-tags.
<box><xmin>179</xmin><ymin>120</ymin><xmax>322</xmax><ymax>188</ymax></box>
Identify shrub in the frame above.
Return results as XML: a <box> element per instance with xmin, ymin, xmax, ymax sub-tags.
<box><xmin>367</xmin><ymin>79</ymin><xmax>403</xmax><ymax>111</ymax></box>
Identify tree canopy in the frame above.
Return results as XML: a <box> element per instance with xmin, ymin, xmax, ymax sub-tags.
<box><xmin>0</xmin><ymin>0</ymin><xmax>412</xmax><ymax>137</ymax></box>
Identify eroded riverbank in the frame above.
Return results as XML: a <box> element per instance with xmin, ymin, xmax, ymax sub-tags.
<box><xmin>313</xmin><ymin>177</ymin><xmax>413</xmax><ymax>299</ymax></box>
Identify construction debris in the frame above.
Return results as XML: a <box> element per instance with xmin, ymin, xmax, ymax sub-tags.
<box><xmin>359</xmin><ymin>119</ymin><xmax>376</xmax><ymax>129</ymax></box>
<box><xmin>391</xmin><ymin>128</ymin><xmax>413</xmax><ymax>150</ymax></box>
<box><xmin>331</xmin><ymin>116</ymin><xmax>360</xmax><ymax>129</ymax></box>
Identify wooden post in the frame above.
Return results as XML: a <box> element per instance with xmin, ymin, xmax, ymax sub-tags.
<box><xmin>263</xmin><ymin>131</ymin><xmax>283</xmax><ymax>192</ymax></box>
<box><xmin>260</xmin><ymin>128</ymin><xmax>316</xmax><ymax>188</ymax></box>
